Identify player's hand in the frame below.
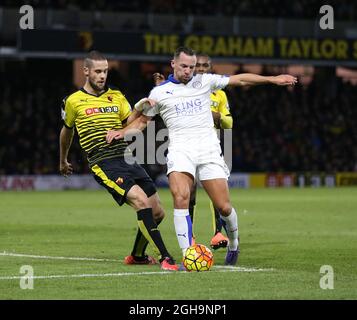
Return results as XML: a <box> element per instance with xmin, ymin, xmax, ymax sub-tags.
<box><xmin>106</xmin><ymin>129</ymin><xmax>125</xmax><ymax>144</ymax></box>
<box><xmin>134</xmin><ymin>98</ymin><xmax>157</xmax><ymax>112</ymax></box>
<box><xmin>136</xmin><ymin>98</ymin><xmax>157</xmax><ymax>109</ymax></box>
<box><xmin>59</xmin><ymin>160</ymin><xmax>73</xmax><ymax>177</ymax></box>
<box><xmin>273</xmin><ymin>75</ymin><xmax>298</xmax><ymax>86</ymax></box>
<box><xmin>143</xmin><ymin>98</ymin><xmax>157</xmax><ymax>108</ymax></box>
<box><xmin>153</xmin><ymin>73</ymin><xmax>166</xmax><ymax>86</ymax></box>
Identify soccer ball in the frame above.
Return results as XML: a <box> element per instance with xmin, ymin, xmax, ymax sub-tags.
<box><xmin>183</xmin><ymin>244</ymin><xmax>214</xmax><ymax>272</ymax></box>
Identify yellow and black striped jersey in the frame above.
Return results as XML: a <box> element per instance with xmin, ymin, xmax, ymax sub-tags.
<box><xmin>210</xmin><ymin>89</ymin><xmax>233</xmax><ymax>129</ymax></box>
<box><xmin>61</xmin><ymin>86</ymin><xmax>132</xmax><ymax>166</ymax></box>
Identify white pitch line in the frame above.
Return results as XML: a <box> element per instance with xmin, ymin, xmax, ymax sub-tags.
<box><xmin>0</xmin><ymin>252</ymin><xmax>118</xmax><ymax>262</ymax></box>
<box><xmin>0</xmin><ymin>267</ymin><xmax>273</xmax><ymax>281</ymax></box>
<box><xmin>0</xmin><ymin>271</ymin><xmax>171</xmax><ymax>280</ymax></box>
<box><xmin>214</xmin><ymin>265</ymin><xmax>275</xmax><ymax>272</ymax></box>
<box><xmin>0</xmin><ymin>251</ymin><xmax>274</xmax><ymax>279</ymax></box>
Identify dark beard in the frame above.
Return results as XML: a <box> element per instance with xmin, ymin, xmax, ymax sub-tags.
<box><xmin>89</xmin><ymin>79</ymin><xmax>105</xmax><ymax>93</ymax></box>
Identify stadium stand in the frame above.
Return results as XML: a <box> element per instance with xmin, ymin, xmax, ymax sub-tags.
<box><xmin>1</xmin><ymin>1</ymin><xmax>356</xmax><ymax>178</ymax></box>
<box><xmin>1</xmin><ymin>0</ymin><xmax>356</xmax><ymax>20</ymax></box>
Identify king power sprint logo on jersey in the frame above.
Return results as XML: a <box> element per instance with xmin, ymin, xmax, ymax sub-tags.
<box><xmin>123</xmin><ymin>121</ymin><xmax>233</xmax><ymax>172</ymax></box>
<box><xmin>175</xmin><ymin>99</ymin><xmax>203</xmax><ymax>116</ymax></box>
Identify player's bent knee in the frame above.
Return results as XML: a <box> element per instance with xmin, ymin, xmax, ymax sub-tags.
<box><xmin>135</xmin><ymin>198</ymin><xmax>151</xmax><ymax>210</ymax></box>
<box><xmin>173</xmin><ymin>193</ymin><xmax>190</xmax><ymax>208</ymax></box>
<box><xmin>126</xmin><ymin>185</ymin><xmax>153</xmax><ymax>210</ymax></box>
<box><xmin>153</xmin><ymin>205</ymin><xmax>165</xmax><ymax>221</ymax></box>
<box><xmin>170</xmin><ymin>180</ymin><xmax>191</xmax><ymax>208</ymax></box>
<box><xmin>127</xmin><ymin>194</ymin><xmax>151</xmax><ymax>211</ymax></box>
<box><xmin>218</xmin><ymin>203</ymin><xmax>232</xmax><ymax>217</ymax></box>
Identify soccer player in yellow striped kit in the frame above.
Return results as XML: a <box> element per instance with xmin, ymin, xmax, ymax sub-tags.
<box><xmin>154</xmin><ymin>53</ymin><xmax>232</xmax><ymax>250</ymax></box>
<box><xmin>59</xmin><ymin>51</ymin><xmax>178</xmax><ymax>271</ymax></box>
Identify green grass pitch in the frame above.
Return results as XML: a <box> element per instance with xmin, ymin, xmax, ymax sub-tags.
<box><xmin>0</xmin><ymin>187</ymin><xmax>356</xmax><ymax>300</ymax></box>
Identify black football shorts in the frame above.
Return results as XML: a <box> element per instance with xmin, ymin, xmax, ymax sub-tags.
<box><xmin>91</xmin><ymin>156</ymin><xmax>157</xmax><ymax>206</ymax></box>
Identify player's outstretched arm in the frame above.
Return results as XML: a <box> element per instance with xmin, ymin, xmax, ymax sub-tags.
<box><xmin>126</xmin><ymin>109</ymin><xmax>143</xmax><ymax>126</ymax></box>
<box><xmin>228</xmin><ymin>73</ymin><xmax>298</xmax><ymax>87</ymax></box>
<box><xmin>59</xmin><ymin>126</ymin><xmax>74</xmax><ymax>177</ymax></box>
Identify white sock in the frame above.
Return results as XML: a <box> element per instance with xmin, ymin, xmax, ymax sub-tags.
<box><xmin>173</xmin><ymin>209</ymin><xmax>193</xmax><ymax>256</ymax></box>
<box><xmin>220</xmin><ymin>207</ymin><xmax>239</xmax><ymax>251</ymax></box>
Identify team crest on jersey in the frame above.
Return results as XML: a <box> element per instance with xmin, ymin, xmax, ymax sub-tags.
<box><xmin>108</xmin><ymin>95</ymin><xmax>113</xmax><ymax>102</ymax></box>
<box><xmin>116</xmin><ymin>177</ymin><xmax>124</xmax><ymax>185</ymax></box>
<box><xmin>192</xmin><ymin>81</ymin><xmax>202</xmax><ymax>88</ymax></box>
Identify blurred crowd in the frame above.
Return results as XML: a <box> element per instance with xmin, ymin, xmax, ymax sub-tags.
<box><xmin>2</xmin><ymin>0</ymin><xmax>356</xmax><ymax>20</ymax></box>
<box><xmin>228</xmin><ymin>72</ymin><xmax>357</xmax><ymax>172</ymax></box>
<box><xmin>0</xmin><ymin>60</ymin><xmax>356</xmax><ymax>176</ymax></box>
<box><xmin>0</xmin><ymin>60</ymin><xmax>80</xmax><ymax>174</ymax></box>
